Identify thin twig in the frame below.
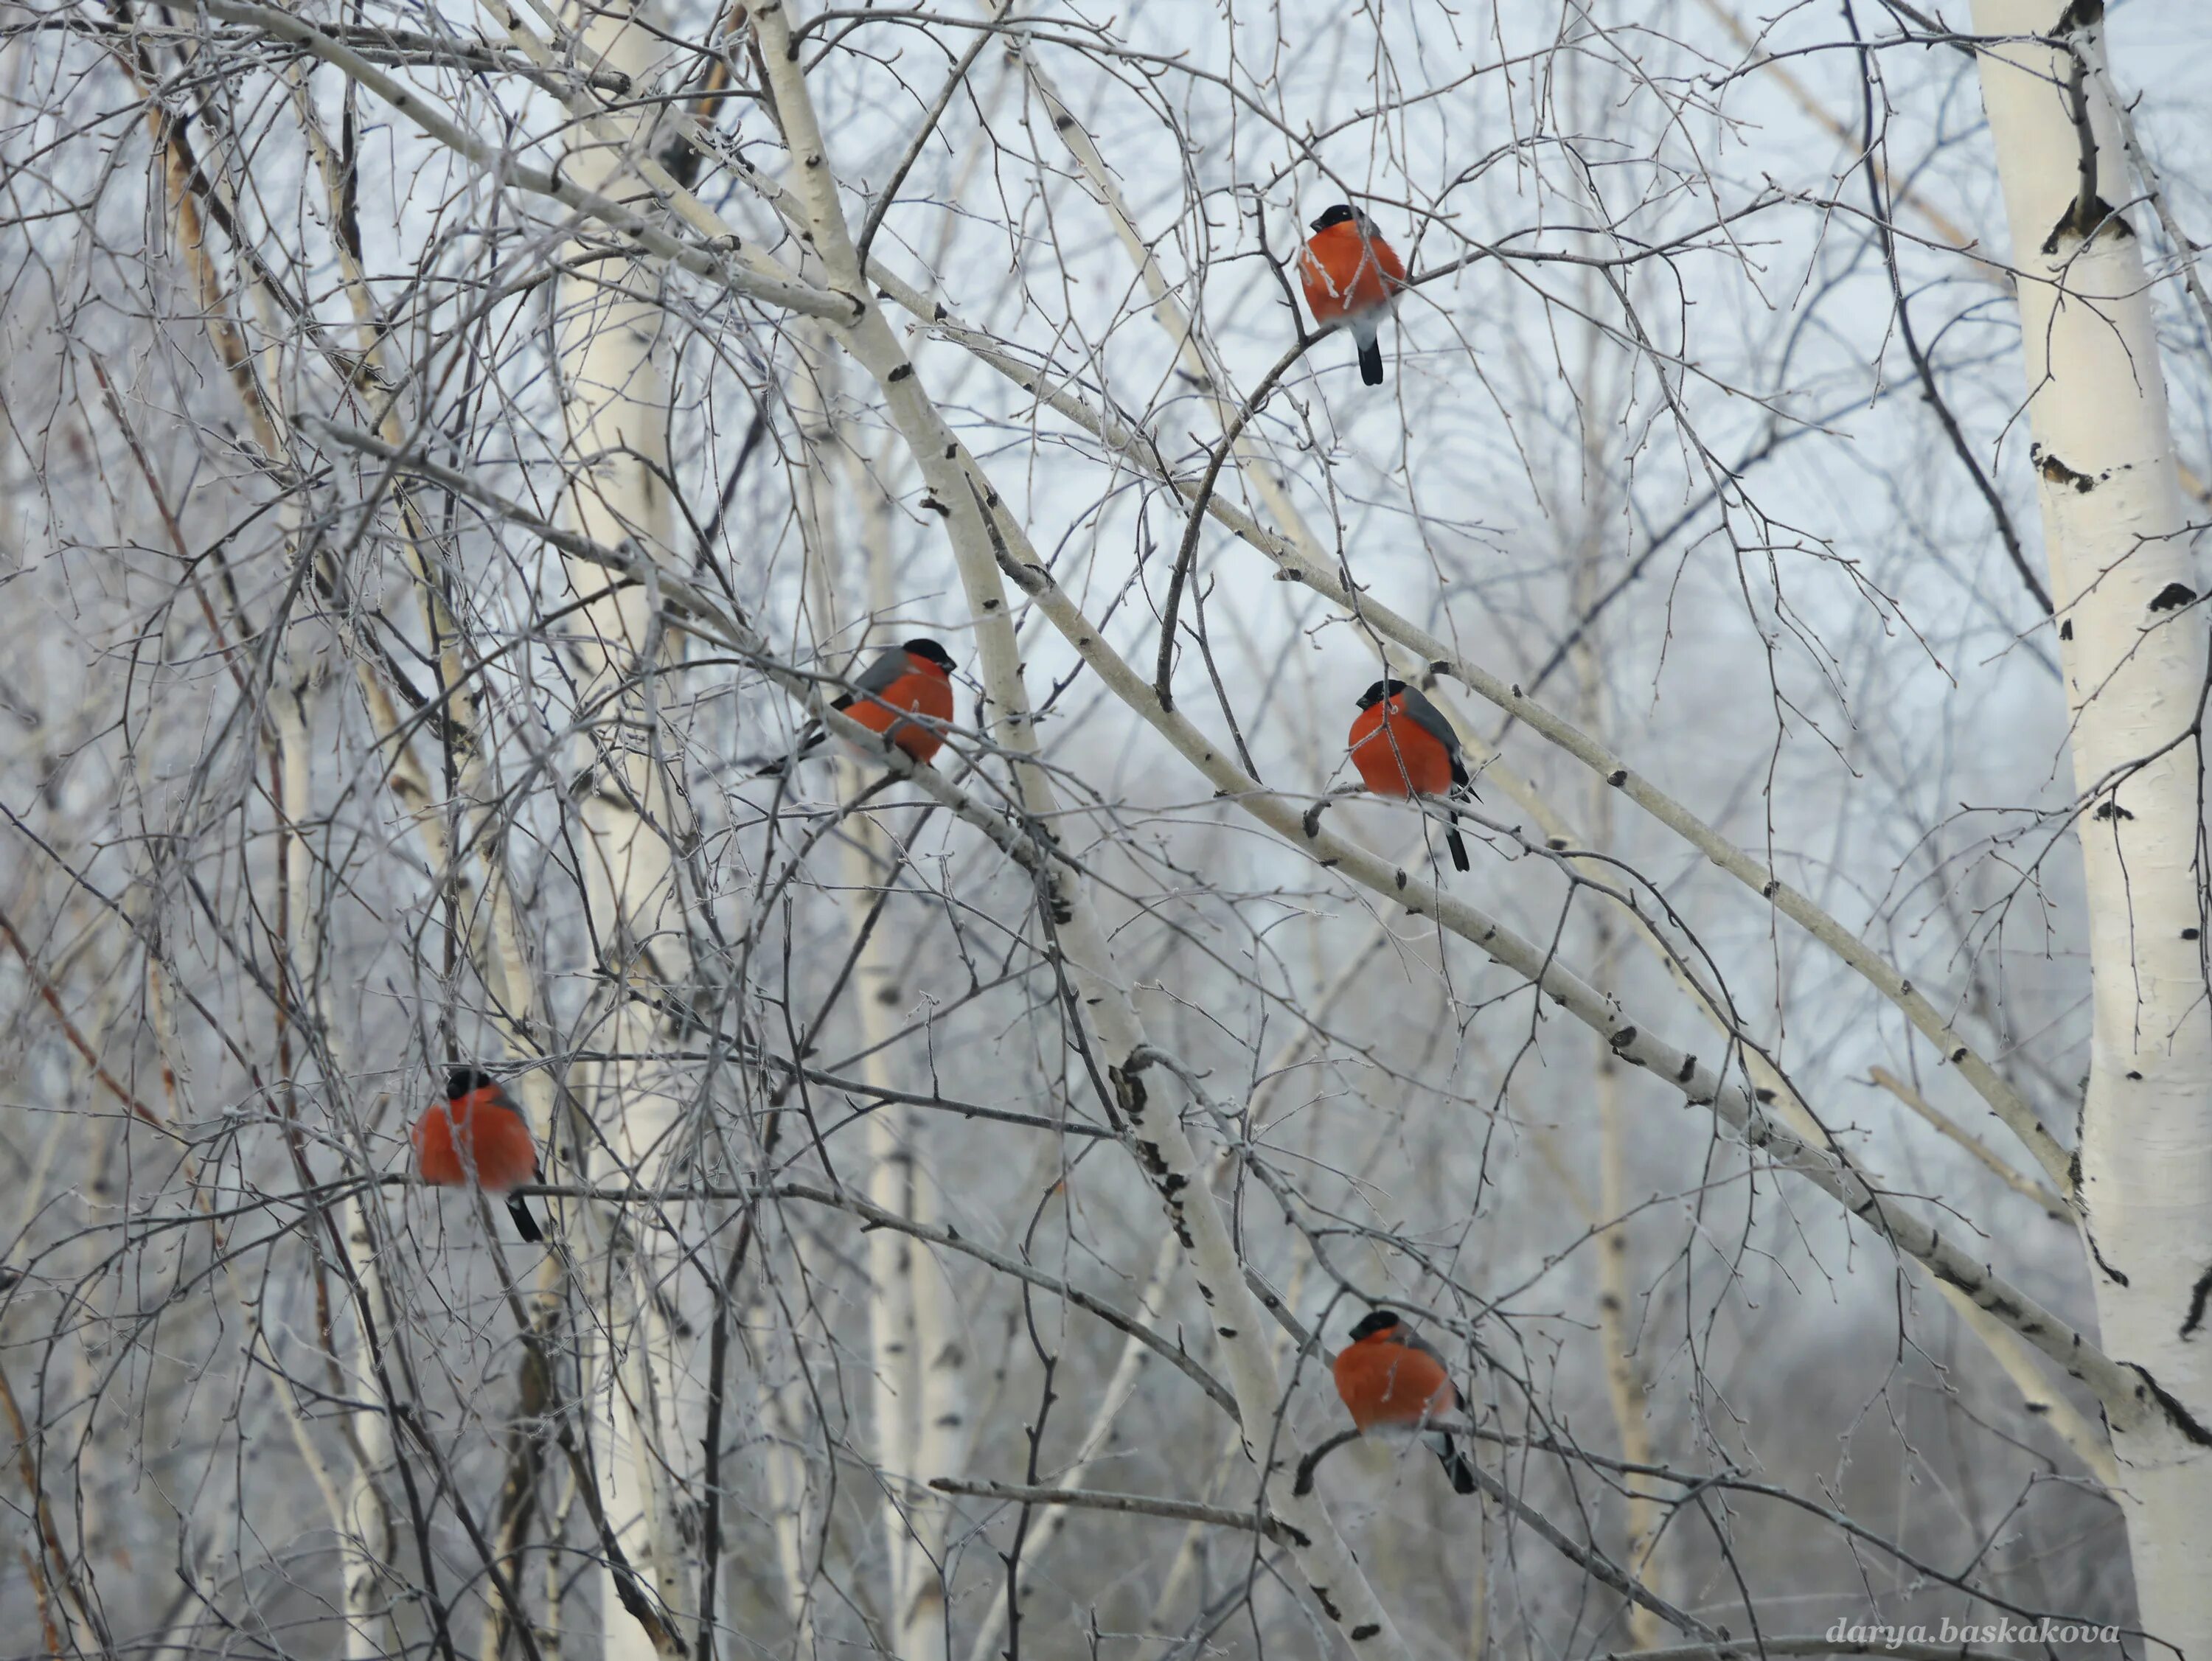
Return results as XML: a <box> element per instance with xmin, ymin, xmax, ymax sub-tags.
<box><xmin>1867</xmin><ymin>1068</ymin><xmax>2070</xmax><ymax>1220</ymax></box>
<box><xmin>0</xmin><ymin>905</ymin><xmax>163</xmax><ymax>1125</ymax></box>
<box><xmin>931</xmin><ymin>1478</ymin><xmax>1301</xmax><ymax>1545</ymax></box>
<box><xmin>1153</xmin><ymin>333</ymin><xmax>1314</xmax><ymax>711</ymax></box>
<box><xmin>1846</xmin><ymin>1</ymin><xmax>2053</xmax><ymax>615</ymax></box>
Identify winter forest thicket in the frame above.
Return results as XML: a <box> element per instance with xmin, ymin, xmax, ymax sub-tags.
<box><xmin>1</xmin><ymin>1</ymin><xmax>2210</xmax><ymax>1657</ymax></box>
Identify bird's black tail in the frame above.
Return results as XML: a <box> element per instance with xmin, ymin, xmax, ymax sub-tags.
<box><xmin>1444</xmin><ymin>780</ymin><xmax>1475</xmax><ymax>871</ymax></box>
<box><xmin>1358</xmin><ymin>335</ymin><xmax>1385</xmax><ymax>386</ymax></box>
<box><xmin>506</xmin><ymin>1192</ymin><xmax>544</xmax><ymax>1244</ymax></box>
<box><xmin>1429</xmin><ymin>1430</ymin><xmax>1478</xmax><ymax>1495</ymax></box>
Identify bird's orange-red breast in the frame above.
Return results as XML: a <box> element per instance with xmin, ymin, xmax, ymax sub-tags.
<box><xmin>1348</xmin><ymin>680</ymin><xmax>1472</xmax><ymax>871</ymax></box>
<box><xmin>1299</xmin><ymin>204</ymin><xmax>1407</xmax><ymax>386</ymax></box>
<box><xmin>1332</xmin><ymin>1309</ymin><xmax>1477</xmax><ymax>1494</ymax></box>
<box><xmin>835</xmin><ymin>638</ymin><xmax>956</xmax><ymax>763</ymax></box>
<box><xmin>413</xmin><ymin>1067</ymin><xmax>543</xmax><ymax>1242</ymax></box>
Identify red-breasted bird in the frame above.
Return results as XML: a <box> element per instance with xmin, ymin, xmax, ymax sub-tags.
<box><xmin>1333</xmin><ymin>1309</ymin><xmax>1478</xmax><ymax>1494</ymax></box>
<box><xmin>1299</xmin><ymin>204</ymin><xmax>1408</xmax><ymax>386</ymax></box>
<box><xmin>413</xmin><ymin>1067</ymin><xmax>544</xmax><ymax>1242</ymax></box>
<box><xmin>1348</xmin><ymin>679</ymin><xmax>1472</xmax><ymax>871</ymax></box>
<box><xmin>773</xmin><ymin>638</ymin><xmax>958</xmax><ymax>771</ymax></box>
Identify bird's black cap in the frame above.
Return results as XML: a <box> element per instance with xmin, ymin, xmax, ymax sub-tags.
<box><xmin>445</xmin><ymin>1065</ymin><xmax>501</xmax><ymax>1101</ymax></box>
<box><xmin>1355</xmin><ymin>678</ymin><xmax>1411</xmax><ymax>709</ymax></box>
<box><xmin>1349</xmin><ymin>1309</ymin><xmax>1403</xmax><ymax>1342</ymax></box>
<box><xmin>1310</xmin><ymin>203</ymin><xmax>1358</xmax><ymax>233</ymax></box>
<box><xmin>902</xmin><ymin>638</ymin><xmax>957</xmax><ymax>672</ymax></box>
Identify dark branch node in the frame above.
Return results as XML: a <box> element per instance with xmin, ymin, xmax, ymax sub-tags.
<box><xmin>2037</xmin><ymin>450</ymin><xmax>2098</xmax><ymax>492</ymax></box>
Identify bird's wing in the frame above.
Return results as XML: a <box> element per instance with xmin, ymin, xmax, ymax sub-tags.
<box><xmin>1399</xmin><ymin>1325</ymin><xmax>1451</xmax><ymax>1367</ymax></box>
<box><xmin>834</xmin><ymin>647</ymin><xmax>908</xmax><ymax>711</ymax></box>
<box><xmin>1395</xmin><ymin>687</ymin><xmax>1464</xmax><ymax>762</ymax></box>
<box><xmin>1399</xmin><ymin>1325</ymin><xmax>1467</xmax><ymax>1404</ymax></box>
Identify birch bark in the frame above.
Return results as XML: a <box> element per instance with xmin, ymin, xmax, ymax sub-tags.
<box><xmin>788</xmin><ymin>327</ymin><xmax>964</xmax><ymax>1659</ymax></box>
<box><xmin>1971</xmin><ymin>4</ymin><xmax>2212</xmax><ymax>1644</ymax></box>
<box><xmin>756</xmin><ymin>1306</ymin><xmax>821</xmax><ymax>1655</ymax></box>
<box><xmin>273</xmin><ymin>682</ymin><xmax>405</xmax><ymax>1661</ymax></box>
<box><xmin>554</xmin><ymin>6</ymin><xmax>699</xmax><ymax>1651</ymax></box>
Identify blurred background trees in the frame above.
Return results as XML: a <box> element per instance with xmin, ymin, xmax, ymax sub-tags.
<box><xmin>0</xmin><ymin>0</ymin><xmax>2206</xmax><ymax>1655</ymax></box>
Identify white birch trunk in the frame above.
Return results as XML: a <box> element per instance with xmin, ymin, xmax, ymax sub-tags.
<box><xmin>1593</xmin><ymin>1003</ymin><xmax>1663</xmax><ymax>1643</ymax></box>
<box><xmin>335</xmin><ymin>1191</ymin><xmax>400</xmax><ymax>1658</ymax></box>
<box><xmin>789</xmin><ymin>330</ymin><xmax>942</xmax><ymax>1657</ymax></box>
<box><xmin>757</xmin><ymin>1306</ymin><xmax>821</xmax><ymax>1655</ymax></box>
<box><xmin>1972</xmin><ymin>4</ymin><xmax>2212</xmax><ymax>1643</ymax></box>
<box><xmin>902</xmin><ymin>1182</ymin><xmax>967</xmax><ymax>1654</ymax></box>
<box><xmin>259</xmin><ymin>673</ymin><xmax>406</xmax><ymax>1661</ymax></box>
<box><xmin>554</xmin><ymin>5</ymin><xmax>698</xmax><ymax>1651</ymax></box>
<box><xmin>888</xmin><ymin>642</ymin><xmax>970</xmax><ymax>1661</ymax></box>
<box><xmin>876</xmin><ymin>408</ymin><xmax>972</xmax><ymax>1648</ymax></box>
<box><xmin>839</xmin><ymin>408</ymin><xmax>970</xmax><ymax>1661</ymax></box>
<box><xmin>1567</xmin><ymin>377</ymin><xmax>1668</xmax><ymax>1649</ymax></box>
<box><xmin>849</xmin><ymin>810</ymin><xmax>921</xmax><ymax>1631</ymax></box>
<box><xmin>850</xmin><ymin>781</ymin><xmax>922</xmax><ymax>1645</ymax></box>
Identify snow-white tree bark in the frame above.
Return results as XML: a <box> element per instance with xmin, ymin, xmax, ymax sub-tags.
<box><xmin>553</xmin><ymin>5</ymin><xmax>700</xmax><ymax>1651</ymax></box>
<box><xmin>902</xmin><ymin>1172</ymin><xmax>968</xmax><ymax>1653</ymax></box>
<box><xmin>279</xmin><ymin>683</ymin><xmax>411</xmax><ymax>1661</ymax></box>
<box><xmin>1972</xmin><ymin>3</ymin><xmax>2212</xmax><ymax>1644</ymax></box>
<box><xmin>790</xmin><ymin>323</ymin><xmax>968</xmax><ymax>1658</ymax></box>
<box><xmin>755</xmin><ymin>1300</ymin><xmax>821</xmax><ymax>1655</ymax></box>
